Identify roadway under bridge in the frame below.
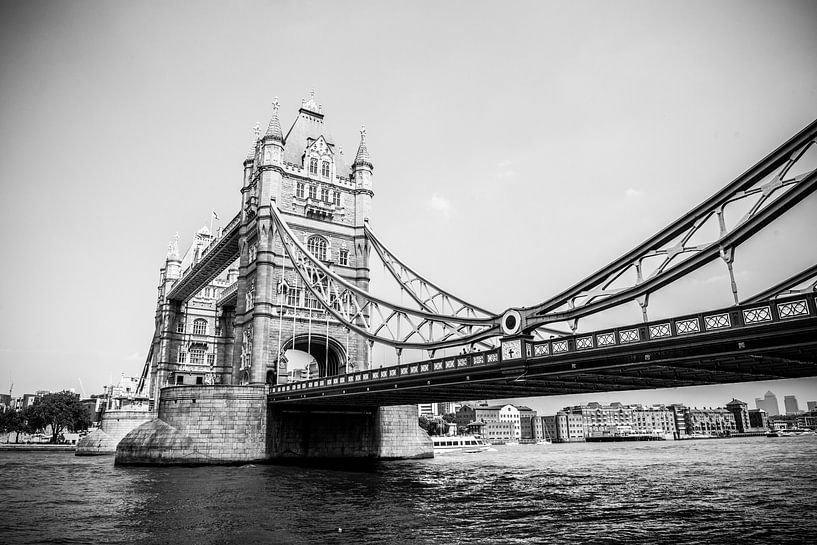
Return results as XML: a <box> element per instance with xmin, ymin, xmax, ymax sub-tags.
<box><xmin>268</xmin><ymin>294</ymin><xmax>817</xmax><ymax>407</ymax></box>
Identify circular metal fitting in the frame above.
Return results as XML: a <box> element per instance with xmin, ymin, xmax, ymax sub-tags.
<box><xmin>501</xmin><ymin>309</ymin><xmax>522</xmax><ymax>336</ymax></box>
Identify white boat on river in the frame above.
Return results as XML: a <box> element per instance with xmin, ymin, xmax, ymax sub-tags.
<box><xmin>431</xmin><ymin>435</ymin><xmax>492</xmax><ymax>454</ymax></box>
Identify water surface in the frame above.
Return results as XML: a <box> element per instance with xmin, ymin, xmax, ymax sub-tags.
<box><xmin>1</xmin><ymin>436</ymin><xmax>815</xmax><ymax>544</ymax></box>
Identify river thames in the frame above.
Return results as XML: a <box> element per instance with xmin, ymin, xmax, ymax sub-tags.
<box><xmin>1</xmin><ymin>436</ymin><xmax>815</xmax><ymax>544</ymax></box>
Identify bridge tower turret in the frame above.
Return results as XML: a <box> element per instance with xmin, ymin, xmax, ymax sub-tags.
<box><xmin>231</xmin><ymin>92</ymin><xmax>374</xmax><ymax>386</ymax></box>
<box><xmin>352</xmin><ymin>125</ymin><xmax>374</xmax><ymax>227</ymax></box>
<box><xmin>149</xmin><ymin>234</ymin><xmax>182</xmax><ymax>405</ymax></box>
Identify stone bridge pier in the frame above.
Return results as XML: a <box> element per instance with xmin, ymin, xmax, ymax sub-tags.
<box><xmin>115</xmin><ymin>385</ymin><xmax>432</xmax><ymax>465</ymax></box>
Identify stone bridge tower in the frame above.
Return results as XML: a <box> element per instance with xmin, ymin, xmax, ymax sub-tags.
<box><xmin>233</xmin><ymin>93</ymin><xmax>374</xmax><ymax>386</ymax></box>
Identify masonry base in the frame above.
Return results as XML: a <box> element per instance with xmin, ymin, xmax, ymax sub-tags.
<box><xmin>76</xmin><ymin>409</ymin><xmax>152</xmax><ymax>456</ymax></box>
<box><xmin>115</xmin><ymin>385</ymin><xmax>432</xmax><ymax>465</ymax></box>
<box><xmin>268</xmin><ymin>403</ymin><xmax>433</xmax><ymax>460</ymax></box>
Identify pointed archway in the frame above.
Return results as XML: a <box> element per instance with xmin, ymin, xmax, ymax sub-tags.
<box><xmin>281</xmin><ymin>334</ymin><xmax>347</xmax><ymax>378</ymax></box>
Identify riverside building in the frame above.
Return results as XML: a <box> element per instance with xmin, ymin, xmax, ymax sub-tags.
<box><xmin>455</xmin><ymin>403</ymin><xmax>536</xmax><ymax>443</ymax></box>
<box><xmin>670</xmin><ymin>405</ymin><xmax>737</xmax><ymax>437</ymax></box>
<box><xmin>553</xmin><ymin>402</ymin><xmax>677</xmax><ymax>442</ymax></box>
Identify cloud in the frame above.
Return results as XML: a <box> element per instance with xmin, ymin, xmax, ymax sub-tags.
<box><xmin>125</xmin><ymin>352</ymin><xmax>141</xmax><ymax>361</ymax></box>
<box><xmin>428</xmin><ymin>194</ymin><xmax>452</xmax><ymax>217</ymax></box>
<box><xmin>624</xmin><ymin>187</ymin><xmax>643</xmax><ymax>199</ymax></box>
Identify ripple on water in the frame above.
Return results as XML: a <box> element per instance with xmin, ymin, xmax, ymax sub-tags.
<box><xmin>1</xmin><ymin>437</ymin><xmax>816</xmax><ymax>544</ymax></box>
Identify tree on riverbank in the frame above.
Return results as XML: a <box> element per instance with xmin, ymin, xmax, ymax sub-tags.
<box><xmin>0</xmin><ymin>407</ymin><xmax>34</xmax><ymax>443</ymax></box>
<box><xmin>27</xmin><ymin>391</ymin><xmax>91</xmax><ymax>443</ymax></box>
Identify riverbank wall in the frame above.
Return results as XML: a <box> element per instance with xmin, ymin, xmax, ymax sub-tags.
<box><xmin>0</xmin><ymin>444</ymin><xmax>75</xmax><ymax>452</ymax></box>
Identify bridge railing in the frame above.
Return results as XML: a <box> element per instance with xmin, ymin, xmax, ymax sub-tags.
<box><xmin>268</xmin><ymin>293</ymin><xmax>816</xmax><ymax>396</ymax></box>
<box><xmin>528</xmin><ymin>294</ymin><xmax>815</xmax><ymax>358</ymax></box>
<box><xmin>272</xmin><ymin>347</ymin><xmax>502</xmax><ymax>394</ymax></box>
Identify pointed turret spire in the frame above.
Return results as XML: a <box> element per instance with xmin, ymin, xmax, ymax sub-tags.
<box><xmin>353</xmin><ymin>125</ymin><xmax>373</xmax><ymax>169</ymax></box>
<box><xmin>166</xmin><ymin>232</ymin><xmax>180</xmax><ymax>260</ymax></box>
<box><xmin>264</xmin><ymin>97</ymin><xmax>284</xmax><ymax>142</ymax></box>
<box><xmin>246</xmin><ymin>122</ymin><xmax>261</xmax><ymax>160</ymax></box>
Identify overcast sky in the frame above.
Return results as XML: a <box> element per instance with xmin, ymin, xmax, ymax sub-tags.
<box><xmin>1</xmin><ymin>0</ymin><xmax>815</xmax><ymax>414</ymax></box>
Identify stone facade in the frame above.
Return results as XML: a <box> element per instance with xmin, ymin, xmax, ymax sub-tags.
<box><xmin>116</xmin><ymin>385</ymin><xmax>267</xmax><ymax>465</ymax></box>
<box><xmin>116</xmin><ymin>385</ymin><xmax>430</xmax><ymax>464</ymax></box>
<box><xmin>121</xmin><ymin>95</ymin><xmax>433</xmax><ymax>463</ymax></box>
<box><xmin>268</xmin><ymin>404</ymin><xmax>431</xmax><ymax>460</ymax></box>
<box><xmin>76</xmin><ymin>409</ymin><xmax>152</xmax><ymax>455</ymax></box>
<box><xmin>231</xmin><ymin>95</ymin><xmax>373</xmax><ymax>387</ymax></box>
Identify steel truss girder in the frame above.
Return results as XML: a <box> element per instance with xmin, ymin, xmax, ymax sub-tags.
<box><xmin>364</xmin><ymin>224</ymin><xmax>505</xmax><ymax>349</ymax></box>
<box><xmin>741</xmin><ymin>263</ymin><xmax>817</xmax><ymax>305</ymax></box>
<box><xmin>364</xmin><ymin>224</ymin><xmax>494</xmax><ymax>318</ymax></box>
<box><xmin>522</xmin><ymin>120</ymin><xmax>817</xmax><ymax>331</ymax></box>
<box><xmin>270</xmin><ymin>203</ymin><xmax>501</xmax><ymax>349</ymax></box>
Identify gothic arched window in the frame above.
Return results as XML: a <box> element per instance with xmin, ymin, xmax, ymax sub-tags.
<box><xmin>321</xmin><ymin>160</ymin><xmax>330</xmax><ymax>178</ymax></box>
<box><xmin>189</xmin><ymin>343</ymin><xmax>207</xmax><ymax>364</ymax></box>
<box><xmin>309</xmin><ymin>157</ymin><xmax>318</xmax><ymax>175</ymax></box>
<box><xmin>193</xmin><ymin>318</ymin><xmax>207</xmax><ymax>336</ymax></box>
<box><xmin>307</xmin><ymin>235</ymin><xmax>327</xmax><ymax>261</ymax></box>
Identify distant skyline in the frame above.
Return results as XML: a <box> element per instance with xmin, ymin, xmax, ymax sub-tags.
<box><xmin>1</xmin><ymin>1</ymin><xmax>816</xmax><ymax>405</ymax></box>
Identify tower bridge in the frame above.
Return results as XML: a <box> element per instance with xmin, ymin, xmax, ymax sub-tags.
<box><xmin>107</xmin><ymin>94</ymin><xmax>817</xmax><ymax>465</ymax></box>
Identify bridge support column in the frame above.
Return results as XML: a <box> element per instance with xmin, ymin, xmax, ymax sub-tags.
<box><xmin>250</xmin><ymin>213</ymin><xmax>276</xmax><ymax>385</ymax></box>
<box><xmin>267</xmin><ymin>403</ymin><xmax>432</xmax><ymax>460</ymax></box>
<box><xmin>115</xmin><ymin>386</ymin><xmax>432</xmax><ymax>464</ymax></box>
<box><xmin>116</xmin><ymin>385</ymin><xmax>268</xmax><ymax>465</ymax></box>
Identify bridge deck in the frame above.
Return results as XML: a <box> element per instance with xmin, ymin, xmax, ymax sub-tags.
<box><xmin>269</xmin><ymin>294</ymin><xmax>817</xmax><ymax>407</ymax></box>
<box><xmin>167</xmin><ymin>213</ymin><xmax>241</xmax><ymax>302</ymax></box>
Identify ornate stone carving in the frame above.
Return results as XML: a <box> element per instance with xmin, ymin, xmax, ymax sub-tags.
<box><xmin>240</xmin><ymin>324</ymin><xmax>254</xmax><ymax>372</ymax></box>
<box><xmin>245</xmin><ymin>279</ymin><xmax>255</xmax><ymax>311</ymax></box>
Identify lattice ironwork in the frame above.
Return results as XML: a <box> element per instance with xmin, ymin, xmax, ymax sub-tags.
<box><xmin>619</xmin><ymin>328</ymin><xmax>640</xmax><ymax>343</ymax></box>
<box><xmin>743</xmin><ymin>306</ymin><xmax>772</xmax><ymax>325</ymax></box>
<box><xmin>534</xmin><ymin>344</ymin><xmax>550</xmax><ymax>356</ymax></box>
<box><xmin>704</xmin><ymin>313</ymin><xmax>732</xmax><ymax>330</ymax></box>
<box><xmin>270</xmin><ymin>203</ymin><xmax>501</xmax><ymax>350</ymax></box>
<box><xmin>675</xmin><ymin>318</ymin><xmax>700</xmax><ymax>335</ymax></box>
<box><xmin>553</xmin><ymin>340</ymin><xmax>569</xmax><ymax>353</ymax></box>
<box><xmin>365</xmin><ymin>225</ymin><xmax>494</xmax><ymax>319</ymax></box>
<box><xmin>522</xmin><ymin>121</ymin><xmax>817</xmax><ymax>331</ymax></box>
<box><xmin>576</xmin><ymin>336</ymin><xmax>594</xmax><ymax>350</ymax></box>
<box><xmin>649</xmin><ymin>323</ymin><xmax>672</xmax><ymax>339</ymax></box>
<box><xmin>778</xmin><ymin>299</ymin><xmax>809</xmax><ymax>319</ymax></box>
<box><xmin>365</xmin><ymin>225</ymin><xmax>508</xmax><ymax>350</ymax></box>
<box><xmin>596</xmin><ymin>332</ymin><xmax>616</xmax><ymax>347</ymax></box>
